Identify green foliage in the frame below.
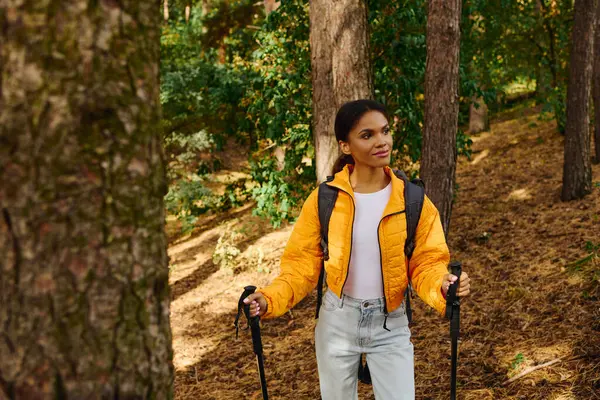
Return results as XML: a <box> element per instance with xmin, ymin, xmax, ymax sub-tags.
<box><xmin>213</xmin><ymin>229</ymin><xmax>243</xmax><ymax>273</ymax></box>
<box><xmin>510</xmin><ymin>353</ymin><xmax>526</xmax><ymax>371</ymax></box>
<box><xmin>162</xmin><ymin>0</ymin><xmax>576</xmax><ymax>230</ymax></box>
<box><xmin>239</xmin><ymin>0</ymin><xmax>315</xmax><ymax>224</ymax></box>
<box><xmin>464</xmin><ymin>0</ymin><xmax>574</xmax><ymax>130</ymax></box>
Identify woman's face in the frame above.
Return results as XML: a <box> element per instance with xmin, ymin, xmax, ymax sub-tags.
<box><xmin>340</xmin><ymin>110</ymin><xmax>392</xmax><ymax>169</ymax></box>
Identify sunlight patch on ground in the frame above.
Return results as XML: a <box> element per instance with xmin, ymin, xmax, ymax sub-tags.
<box><xmin>170</xmin><ymin>226</ymin><xmax>292</xmax><ymax>372</ymax></box>
<box><xmin>549</xmin><ymin>389</ymin><xmax>577</xmax><ymax>400</ymax></box>
<box><xmin>470</xmin><ymin>149</ymin><xmax>490</xmax><ymax>165</ymax></box>
<box><xmin>506</xmin><ymin>188</ymin><xmax>533</xmax><ymax>201</ymax></box>
<box><xmin>496</xmin><ymin>343</ymin><xmax>572</xmax><ymax>384</ymax></box>
<box><xmin>469</xmin><ymin>131</ymin><xmax>492</xmax><ymax>143</ymax></box>
<box><xmin>463</xmin><ymin>388</ymin><xmax>494</xmax><ymax>400</ymax></box>
<box><xmin>172</xmin><ymin>333</ymin><xmax>218</xmax><ymax>371</ymax></box>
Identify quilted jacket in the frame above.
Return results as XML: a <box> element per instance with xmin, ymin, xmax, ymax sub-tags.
<box><xmin>259</xmin><ymin>164</ymin><xmax>450</xmax><ymax>319</ymax></box>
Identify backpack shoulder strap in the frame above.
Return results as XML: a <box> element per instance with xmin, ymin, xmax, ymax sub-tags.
<box><xmin>315</xmin><ymin>177</ymin><xmax>338</xmax><ymax>319</ymax></box>
<box><xmin>318</xmin><ymin>177</ymin><xmax>338</xmax><ymax>261</ymax></box>
<box><xmin>392</xmin><ymin>170</ymin><xmax>425</xmax><ymax>259</ymax></box>
<box><xmin>393</xmin><ymin>170</ymin><xmax>425</xmax><ymax>324</ymax></box>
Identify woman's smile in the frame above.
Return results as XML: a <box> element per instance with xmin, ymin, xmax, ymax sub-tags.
<box><xmin>373</xmin><ymin>149</ymin><xmax>389</xmax><ymax>158</ymax></box>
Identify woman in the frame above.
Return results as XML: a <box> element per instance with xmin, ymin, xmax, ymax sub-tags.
<box><xmin>243</xmin><ymin>99</ymin><xmax>471</xmax><ymax>399</ymax></box>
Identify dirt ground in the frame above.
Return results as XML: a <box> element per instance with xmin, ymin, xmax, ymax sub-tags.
<box><xmin>169</xmin><ymin>107</ymin><xmax>600</xmax><ymax>399</ymax></box>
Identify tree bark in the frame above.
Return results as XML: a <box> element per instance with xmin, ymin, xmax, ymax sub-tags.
<box><xmin>562</xmin><ymin>0</ymin><xmax>597</xmax><ymax>200</ymax></box>
<box><xmin>310</xmin><ymin>0</ymin><xmax>374</xmax><ymax>183</ymax></box>
<box><xmin>469</xmin><ymin>96</ymin><xmax>489</xmax><ymax>134</ymax></box>
<box><xmin>0</xmin><ymin>1</ymin><xmax>173</xmax><ymax>398</ymax></box>
<box><xmin>164</xmin><ymin>0</ymin><xmax>169</xmax><ymax>22</ymax></box>
<box><xmin>593</xmin><ymin>0</ymin><xmax>600</xmax><ymax>164</ymax></box>
<box><xmin>421</xmin><ymin>0</ymin><xmax>462</xmax><ymax>236</ymax></box>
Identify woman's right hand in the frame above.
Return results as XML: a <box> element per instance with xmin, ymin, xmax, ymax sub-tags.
<box><xmin>243</xmin><ymin>292</ymin><xmax>268</xmax><ymax>317</ymax></box>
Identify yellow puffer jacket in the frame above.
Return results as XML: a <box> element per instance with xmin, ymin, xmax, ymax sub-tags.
<box><xmin>259</xmin><ymin>165</ymin><xmax>450</xmax><ymax>319</ymax></box>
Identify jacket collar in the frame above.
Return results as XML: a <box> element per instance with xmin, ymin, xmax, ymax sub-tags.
<box><xmin>326</xmin><ymin>164</ymin><xmax>406</xmax><ymax>216</ymax></box>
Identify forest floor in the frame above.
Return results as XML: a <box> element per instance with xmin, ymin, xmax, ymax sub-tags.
<box><xmin>168</xmin><ymin>105</ymin><xmax>600</xmax><ymax>400</ymax></box>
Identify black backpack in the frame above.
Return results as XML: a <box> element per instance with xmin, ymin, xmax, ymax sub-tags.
<box><xmin>315</xmin><ymin>170</ymin><xmax>425</xmax><ymax>384</ymax></box>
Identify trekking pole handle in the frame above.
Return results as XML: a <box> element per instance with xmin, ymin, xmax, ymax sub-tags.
<box><xmin>242</xmin><ymin>285</ymin><xmax>257</xmax><ymax>322</ymax></box>
<box><xmin>445</xmin><ymin>261</ymin><xmax>462</xmax><ymax>320</ymax></box>
<box><xmin>449</xmin><ymin>261</ymin><xmax>462</xmax><ymax>292</ymax></box>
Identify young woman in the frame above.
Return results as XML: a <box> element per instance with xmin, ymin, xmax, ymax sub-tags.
<box><xmin>243</xmin><ymin>99</ymin><xmax>471</xmax><ymax>400</ymax></box>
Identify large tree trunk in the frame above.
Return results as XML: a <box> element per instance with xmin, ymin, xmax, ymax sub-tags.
<box><xmin>421</xmin><ymin>0</ymin><xmax>462</xmax><ymax>236</ymax></box>
<box><xmin>593</xmin><ymin>0</ymin><xmax>600</xmax><ymax>164</ymax></box>
<box><xmin>310</xmin><ymin>0</ymin><xmax>374</xmax><ymax>183</ymax></box>
<box><xmin>469</xmin><ymin>96</ymin><xmax>489</xmax><ymax>134</ymax></box>
<box><xmin>562</xmin><ymin>0</ymin><xmax>597</xmax><ymax>201</ymax></box>
<box><xmin>0</xmin><ymin>2</ymin><xmax>173</xmax><ymax>398</ymax></box>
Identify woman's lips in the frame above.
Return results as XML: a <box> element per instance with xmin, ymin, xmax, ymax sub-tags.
<box><xmin>373</xmin><ymin>150</ymin><xmax>389</xmax><ymax>158</ymax></box>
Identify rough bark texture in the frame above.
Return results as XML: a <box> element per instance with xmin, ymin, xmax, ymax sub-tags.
<box><xmin>562</xmin><ymin>0</ymin><xmax>597</xmax><ymax>200</ymax></box>
<box><xmin>310</xmin><ymin>0</ymin><xmax>374</xmax><ymax>183</ymax></box>
<box><xmin>421</xmin><ymin>0</ymin><xmax>462</xmax><ymax>236</ymax></box>
<box><xmin>469</xmin><ymin>96</ymin><xmax>489</xmax><ymax>134</ymax></box>
<box><xmin>0</xmin><ymin>1</ymin><xmax>173</xmax><ymax>398</ymax></box>
<box><xmin>593</xmin><ymin>0</ymin><xmax>600</xmax><ymax>164</ymax></box>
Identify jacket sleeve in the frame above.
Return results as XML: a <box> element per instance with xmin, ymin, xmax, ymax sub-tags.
<box><xmin>408</xmin><ymin>195</ymin><xmax>450</xmax><ymax>316</ymax></box>
<box><xmin>258</xmin><ymin>188</ymin><xmax>323</xmax><ymax>319</ymax></box>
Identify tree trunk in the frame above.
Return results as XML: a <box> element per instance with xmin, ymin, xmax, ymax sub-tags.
<box><xmin>310</xmin><ymin>0</ymin><xmax>374</xmax><ymax>183</ymax></box>
<box><xmin>0</xmin><ymin>2</ymin><xmax>173</xmax><ymax>398</ymax></box>
<box><xmin>593</xmin><ymin>0</ymin><xmax>600</xmax><ymax>164</ymax></box>
<box><xmin>469</xmin><ymin>96</ymin><xmax>489</xmax><ymax>134</ymax></box>
<box><xmin>421</xmin><ymin>0</ymin><xmax>462</xmax><ymax>237</ymax></box>
<box><xmin>164</xmin><ymin>0</ymin><xmax>169</xmax><ymax>22</ymax></box>
<box><xmin>185</xmin><ymin>4</ymin><xmax>191</xmax><ymax>23</ymax></box>
<box><xmin>536</xmin><ymin>0</ymin><xmax>558</xmax><ymax>88</ymax></box>
<box><xmin>562</xmin><ymin>0</ymin><xmax>597</xmax><ymax>201</ymax></box>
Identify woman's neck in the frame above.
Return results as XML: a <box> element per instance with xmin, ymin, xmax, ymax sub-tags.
<box><xmin>349</xmin><ymin>164</ymin><xmax>390</xmax><ymax>193</ymax></box>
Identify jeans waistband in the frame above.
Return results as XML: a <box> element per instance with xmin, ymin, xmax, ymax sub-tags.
<box><xmin>325</xmin><ymin>290</ymin><xmax>386</xmax><ymax>312</ymax></box>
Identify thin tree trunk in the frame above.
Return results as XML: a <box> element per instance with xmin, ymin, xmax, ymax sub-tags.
<box><xmin>562</xmin><ymin>0</ymin><xmax>597</xmax><ymax>201</ymax></box>
<box><xmin>0</xmin><ymin>2</ymin><xmax>173</xmax><ymax>398</ymax></box>
<box><xmin>164</xmin><ymin>0</ymin><xmax>169</xmax><ymax>22</ymax></box>
<box><xmin>421</xmin><ymin>0</ymin><xmax>462</xmax><ymax>236</ymax></box>
<box><xmin>593</xmin><ymin>0</ymin><xmax>600</xmax><ymax>164</ymax></box>
<box><xmin>536</xmin><ymin>0</ymin><xmax>558</xmax><ymax>88</ymax></box>
<box><xmin>310</xmin><ymin>0</ymin><xmax>374</xmax><ymax>183</ymax></box>
<box><xmin>185</xmin><ymin>4</ymin><xmax>191</xmax><ymax>23</ymax></box>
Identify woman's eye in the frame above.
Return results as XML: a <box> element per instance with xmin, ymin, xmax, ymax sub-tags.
<box><xmin>362</xmin><ymin>133</ymin><xmax>371</xmax><ymax>139</ymax></box>
<box><xmin>383</xmin><ymin>128</ymin><xmax>390</xmax><ymax>135</ymax></box>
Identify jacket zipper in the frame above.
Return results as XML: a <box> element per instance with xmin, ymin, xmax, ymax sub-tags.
<box><xmin>377</xmin><ymin>209</ymin><xmax>407</xmax><ymax>316</ymax></box>
<box><xmin>340</xmin><ymin>192</ymin><xmax>356</xmax><ymax>294</ymax></box>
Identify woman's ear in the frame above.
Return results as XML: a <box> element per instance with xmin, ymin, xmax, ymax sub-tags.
<box><xmin>339</xmin><ymin>140</ymin><xmax>351</xmax><ymax>155</ymax></box>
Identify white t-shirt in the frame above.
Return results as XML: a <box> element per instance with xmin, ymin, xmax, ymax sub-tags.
<box><xmin>342</xmin><ymin>181</ymin><xmax>392</xmax><ymax>300</ymax></box>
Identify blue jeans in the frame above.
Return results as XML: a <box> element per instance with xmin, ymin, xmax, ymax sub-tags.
<box><xmin>315</xmin><ymin>290</ymin><xmax>415</xmax><ymax>400</ymax></box>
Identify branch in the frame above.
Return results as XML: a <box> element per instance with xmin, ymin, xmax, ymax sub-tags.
<box><xmin>502</xmin><ymin>356</ymin><xmax>582</xmax><ymax>385</ymax></box>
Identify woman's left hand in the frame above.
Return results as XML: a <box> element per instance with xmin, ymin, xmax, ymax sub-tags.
<box><xmin>441</xmin><ymin>271</ymin><xmax>471</xmax><ymax>298</ymax></box>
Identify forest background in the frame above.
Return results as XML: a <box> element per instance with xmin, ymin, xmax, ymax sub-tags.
<box><xmin>1</xmin><ymin>0</ymin><xmax>599</xmax><ymax>399</ymax></box>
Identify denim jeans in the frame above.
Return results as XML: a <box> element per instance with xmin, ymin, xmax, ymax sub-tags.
<box><xmin>315</xmin><ymin>290</ymin><xmax>415</xmax><ymax>400</ymax></box>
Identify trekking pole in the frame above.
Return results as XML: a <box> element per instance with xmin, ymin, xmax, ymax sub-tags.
<box><xmin>445</xmin><ymin>261</ymin><xmax>462</xmax><ymax>400</ymax></box>
<box><xmin>234</xmin><ymin>285</ymin><xmax>269</xmax><ymax>400</ymax></box>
